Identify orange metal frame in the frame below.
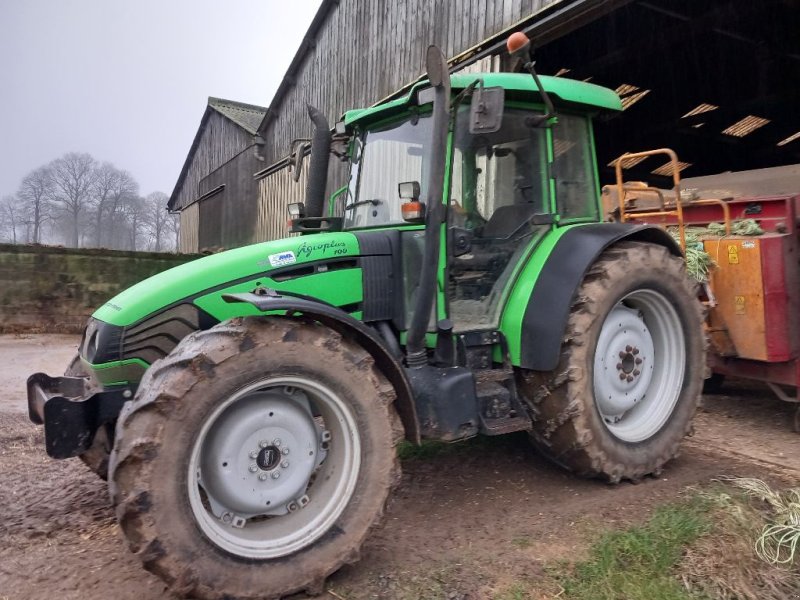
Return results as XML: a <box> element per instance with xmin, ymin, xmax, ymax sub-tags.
<box><xmin>613</xmin><ymin>148</ymin><xmax>732</xmax><ymax>251</ymax></box>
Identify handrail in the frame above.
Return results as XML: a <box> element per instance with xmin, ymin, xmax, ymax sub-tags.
<box><xmin>614</xmin><ymin>148</ymin><xmax>685</xmax><ymax>250</ymax></box>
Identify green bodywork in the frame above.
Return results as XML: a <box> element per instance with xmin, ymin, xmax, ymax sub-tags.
<box><xmin>344</xmin><ymin>72</ymin><xmax>621</xmax><ymax>126</ymax></box>
<box><xmin>86</xmin><ymin>72</ymin><xmax>623</xmax><ymax>384</ymax></box>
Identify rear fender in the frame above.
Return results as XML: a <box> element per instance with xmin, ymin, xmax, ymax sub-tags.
<box><xmin>223</xmin><ymin>291</ymin><xmax>420</xmax><ymax>443</ymax></box>
<box><xmin>516</xmin><ymin>223</ymin><xmax>681</xmax><ymax>371</ymax></box>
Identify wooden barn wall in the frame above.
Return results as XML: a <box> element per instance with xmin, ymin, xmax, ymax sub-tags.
<box><xmin>256</xmin><ymin>167</ymin><xmax>308</xmax><ymax>242</ymax></box>
<box><xmin>173</xmin><ymin>111</ymin><xmax>254</xmax><ymax>211</ymax></box>
<box><xmin>198</xmin><ymin>147</ymin><xmax>262</xmax><ymax>250</ymax></box>
<box><xmin>260</xmin><ymin>0</ymin><xmax>561</xmax><ymax>167</ymax></box>
<box><xmin>179</xmin><ymin>203</ymin><xmax>199</xmax><ymax>253</ymax></box>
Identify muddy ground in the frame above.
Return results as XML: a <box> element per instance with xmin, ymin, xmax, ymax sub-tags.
<box><xmin>0</xmin><ymin>334</ymin><xmax>798</xmax><ymax>600</ymax></box>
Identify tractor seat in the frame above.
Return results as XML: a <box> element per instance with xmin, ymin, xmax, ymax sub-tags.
<box><xmin>480</xmin><ymin>203</ymin><xmax>537</xmax><ymax>238</ymax></box>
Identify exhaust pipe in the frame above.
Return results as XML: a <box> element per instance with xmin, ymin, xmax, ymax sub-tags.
<box><xmin>304</xmin><ymin>104</ymin><xmax>331</xmax><ymax>218</ymax></box>
<box><xmin>406</xmin><ymin>46</ymin><xmax>451</xmax><ymax>368</ymax></box>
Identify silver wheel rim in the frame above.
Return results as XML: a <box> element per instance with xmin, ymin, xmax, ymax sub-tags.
<box><xmin>593</xmin><ymin>289</ymin><xmax>685</xmax><ymax>443</ymax></box>
<box><xmin>187</xmin><ymin>376</ymin><xmax>361</xmax><ymax>559</ymax></box>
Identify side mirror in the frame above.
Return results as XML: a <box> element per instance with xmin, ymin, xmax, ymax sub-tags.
<box><xmin>288</xmin><ymin>139</ymin><xmax>310</xmax><ymax>182</ymax></box>
<box><xmin>469</xmin><ymin>86</ymin><xmax>505</xmax><ymax>134</ymax></box>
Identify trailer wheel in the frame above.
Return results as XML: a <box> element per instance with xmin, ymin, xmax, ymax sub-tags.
<box><xmin>109</xmin><ymin>317</ymin><xmax>402</xmax><ymax>600</ymax></box>
<box><xmin>520</xmin><ymin>241</ymin><xmax>704</xmax><ymax>482</ymax></box>
<box><xmin>66</xmin><ymin>355</ymin><xmax>112</xmax><ymax>480</ymax></box>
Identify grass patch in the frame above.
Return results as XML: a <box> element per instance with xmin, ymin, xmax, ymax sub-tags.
<box><xmin>492</xmin><ymin>582</ymin><xmax>535</xmax><ymax>600</ymax></box>
<box><xmin>559</xmin><ymin>498</ymin><xmax>711</xmax><ymax>600</ymax></box>
<box><xmin>680</xmin><ymin>480</ymin><xmax>800</xmax><ymax>600</ymax></box>
<box><xmin>511</xmin><ymin>536</ymin><xmax>533</xmax><ymax>549</ymax></box>
<box><xmin>396</xmin><ymin>439</ymin><xmax>458</xmax><ymax>461</ymax></box>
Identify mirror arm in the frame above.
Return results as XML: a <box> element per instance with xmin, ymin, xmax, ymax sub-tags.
<box><xmin>522</xmin><ymin>60</ymin><xmax>556</xmax><ymax>126</ymax></box>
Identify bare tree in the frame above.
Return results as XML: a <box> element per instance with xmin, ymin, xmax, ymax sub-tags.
<box><xmin>167</xmin><ymin>211</ymin><xmax>181</xmax><ymax>252</ymax></box>
<box><xmin>143</xmin><ymin>192</ymin><xmax>171</xmax><ymax>251</ymax></box>
<box><xmin>17</xmin><ymin>166</ymin><xmax>54</xmax><ymax>244</ymax></box>
<box><xmin>103</xmin><ymin>169</ymin><xmax>138</xmax><ymax>249</ymax></box>
<box><xmin>123</xmin><ymin>195</ymin><xmax>148</xmax><ymax>251</ymax></box>
<box><xmin>0</xmin><ymin>195</ymin><xmax>23</xmax><ymax>243</ymax></box>
<box><xmin>49</xmin><ymin>153</ymin><xmax>97</xmax><ymax>247</ymax></box>
<box><xmin>90</xmin><ymin>162</ymin><xmax>120</xmax><ymax>247</ymax></box>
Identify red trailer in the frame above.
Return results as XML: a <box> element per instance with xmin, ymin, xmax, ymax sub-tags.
<box><xmin>606</xmin><ymin>153</ymin><xmax>800</xmax><ymax>430</ymax></box>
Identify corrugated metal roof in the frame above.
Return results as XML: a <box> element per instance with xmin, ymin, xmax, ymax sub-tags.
<box><xmin>208</xmin><ymin>97</ymin><xmax>266</xmax><ymax>134</ymax></box>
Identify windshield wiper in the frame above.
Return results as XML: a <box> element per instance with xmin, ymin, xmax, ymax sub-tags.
<box><xmin>344</xmin><ymin>198</ymin><xmax>383</xmax><ymax>211</ymax></box>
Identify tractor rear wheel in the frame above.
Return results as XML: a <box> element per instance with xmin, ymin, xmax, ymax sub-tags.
<box><xmin>520</xmin><ymin>241</ymin><xmax>704</xmax><ymax>482</ymax></box>
<box><xmin>109</xmin><ymin>317</ymin><xmax>402</xmax><ymax>600</ymax></box>
<box><xmin>66</xmin><ymin>355</ymin><xmax>111</xmax><ymax>480</ymax></box>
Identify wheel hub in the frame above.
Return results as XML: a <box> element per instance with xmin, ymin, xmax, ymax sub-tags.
<box><xmin>197</xmin><ymin>391</ymin><xmax>324</xmax><ymax>518</ymax></box>
<box><xmin>592</xmin><ymin>289</ymin><xmax>686</xmax><ymax>443</ymax></box>
<box><xmin>187</xmin><ymin>376</ymin><xmax>361</xmax><ymax>560</ymax></box>
<box><xmin>256</xmin><ymin>445</ymin><xmax>282</xmax><ymax>471</ymax></box>
<box><xmin>594</xmin><ymin>304</ymin><xmax>655</xmax><ymax>419</ymax></box>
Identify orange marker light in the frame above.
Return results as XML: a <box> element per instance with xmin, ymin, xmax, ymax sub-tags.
<box><xmin>507</xmin><ymin>31</ymin><xmax>531</xmax><ymax>56</ymax></box>
<box><xmin>401</xmin><ymin>201</ymin><xmax>425</xmax><ymax>222</ymax></box>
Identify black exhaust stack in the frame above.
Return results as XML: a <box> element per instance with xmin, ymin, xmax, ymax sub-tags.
<box><xmin>304</xmin><ymin>104</ymin><xmax>331</xmax><ymax>218</ymax></box>
<box><xmin>406</xmin><ymin>46</ymin><xmax>451</xmax><ymax>368</ymax></box>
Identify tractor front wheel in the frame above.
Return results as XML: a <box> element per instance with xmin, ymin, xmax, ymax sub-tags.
<box><xmin>109</xmin><ymin>317</ymin><xmax>402</xmax><ymax>599</ymax></box>
<box><xmin>520</xmin><ymin>241</ymin><xmax>704</xmax><ymax>482</ymax></box>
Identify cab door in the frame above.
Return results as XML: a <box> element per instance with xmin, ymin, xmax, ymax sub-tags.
<box><xmin>447</xmin><ymin>108</ymin><xmax>553</xmax><ymax>333</ymax></box>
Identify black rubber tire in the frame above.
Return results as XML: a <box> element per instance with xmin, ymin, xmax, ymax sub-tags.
<box><xmin>519</xmin><ymin>241</ymin><xmax>704</xmax><ymax>483</ymax></box>
<box><xmin>108</xmin><ymin>316</ymin><xmax>402</xmax><ymax>600</ymax></box>
<box><xmin>65</xmin><ymin>355</ymin><xmax>111</xmax><ymax>480</ymax></box>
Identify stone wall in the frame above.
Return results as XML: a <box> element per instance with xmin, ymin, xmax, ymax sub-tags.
<box><xmin>0</xmin><ymin>244</ymin><xmax>200</xmax><ymax>333</ymax></box>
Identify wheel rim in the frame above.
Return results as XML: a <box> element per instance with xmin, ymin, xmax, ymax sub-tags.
<box><xmin>593</xmin><ymin>289</ymin><xmax>686</xmax><ymax>443</ymax></box>
<box><xmin>187</xmin><ymin>376</ymin><xmax>361</xmax><ymax>559</ymax></box>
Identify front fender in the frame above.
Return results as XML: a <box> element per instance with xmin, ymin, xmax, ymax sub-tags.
<box><xmin>223</xmin><ymin>291</ymin><xmax>420</xmax><ymax>443</ymax></box>
<box><xmin>502</xmin><ymin>223</ymin><xmax>681</xmax><ymax>371</ymax></box>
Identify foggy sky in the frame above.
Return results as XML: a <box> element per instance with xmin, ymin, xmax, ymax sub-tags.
<box><xmin>0</xmin><ymin>0</ymin><xmax>322</xmax><ymax>199</ymax></box>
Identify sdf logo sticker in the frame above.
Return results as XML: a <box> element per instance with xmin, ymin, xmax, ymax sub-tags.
<box><xmin>267</xmin><ymin>250</ymin><xmax>297</xmax><ymax>268</ymax></box>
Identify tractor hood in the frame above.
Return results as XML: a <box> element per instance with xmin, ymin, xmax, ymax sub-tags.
<box><xmin>93</xmin><ymin>232</ymin><xmax>361</xmax><ymax>327</ymax></box>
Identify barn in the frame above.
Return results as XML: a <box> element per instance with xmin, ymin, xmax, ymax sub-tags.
<box><xmin>173</xmin><ymin>0</ymin><xmax>800</xmax><ymax>250</ymax></box>
<box><xmin>168</xmin><ymin>97</ymin><xmax>266</xmax><ymax>252</ymax></box>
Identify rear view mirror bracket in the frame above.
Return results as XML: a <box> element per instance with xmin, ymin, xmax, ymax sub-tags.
<box><xmin>469</xmin><ymin>84</ymin><xmax>505</xmax><ymax>134</ymax></box>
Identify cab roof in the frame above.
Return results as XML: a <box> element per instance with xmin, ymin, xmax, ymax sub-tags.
<box><xmin>343</xmin><ymin>72</ymin><xmax>622</xmax><ymax>127</ymax></box>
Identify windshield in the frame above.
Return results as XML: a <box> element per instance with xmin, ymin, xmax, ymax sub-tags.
<box><xmin>344</xmin><ymin>113</ymin><xmax>432</xmax><ymax>229</ymax></box>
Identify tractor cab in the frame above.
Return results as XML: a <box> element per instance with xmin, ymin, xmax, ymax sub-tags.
<box><xmin>333</xmin><ymin>70</ymin><xmax>620</xmax><ymax>335</ymax></box>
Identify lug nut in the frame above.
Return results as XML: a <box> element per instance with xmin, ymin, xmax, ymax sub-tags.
<box><xmin>633</xmin><ymin>370</ymin><xmax>641</xmax><ymax>376</ymax></box>
<box><xmin>249</xmin><ymin>451</ymin><xmax>258</xmax><ymax>459</ymax></box>
<box><xmin>258</xmin><ymin>473</ymin><xmax>268</xmax><ymax>481</ymax></box>
<box><xmin>626</xmin><ymin>375</ymin><xmax>634</xmax><ymax>382</ymax></box>
<box><xmin>281</xmin><ymin>447</ymin><xmax>290</xmax><ymax>455</ymax></box>
<box><xmin>281</xmin><ymin>460</ymin><xmax>289</xmax><ymax>468</ymax></box>
<box><xmin>619</xmin><ymin>373</ymin><xmax>626</xmax><ymax>380</ymax></box>
<box><xmin>249</xmin><ymin>465</ymin><xmax>258</xmax><ymax>473</ymax></box>
<box><xmin>619</xmin><ymin>351</ymin><xmax>626</xmax><ymax>359</ymax></box>
<box><xmin>271</xmin><ymin>471</ymin><xmax>281</xmax><ymax>479</ymax></box>
<box><xmin>632</xmin><ymin>348</ymin><xmax>640</xmax><ymax>355</ymax></box>
<box><xmin>625</xmin><ymin>345</ymin><xmax>632</xmax><ymax>352</ymax></box>
<box><xmin>616</xmin><ymin>362</ymin><xmax>623</xmax><ymax>370</ymax></box>
<box><xmin>272</xmin><ymin>439</ymin><xmax>282</xmax><ymax>447</ymax></box>
<box><xmin>259</xmin><ymin>440</ymin><xmax>269</xmax><ymax>448</ymax></box>
<box><xmin>635</xmin><ymin>358</ymin><xmax>642</xmax><ymax>365</ymax></box>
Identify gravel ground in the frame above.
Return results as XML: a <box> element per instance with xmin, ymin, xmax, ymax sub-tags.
<box><xmin>0</xmin><ymin>334</ymin><xmax>797</xmax><ymax>600</ymax></box>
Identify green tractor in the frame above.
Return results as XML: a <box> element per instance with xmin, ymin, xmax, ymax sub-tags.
<box><xmin>27</xmin><ymin>35</ymin><xmax>703</xmax><ymax>599</ymax></box>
